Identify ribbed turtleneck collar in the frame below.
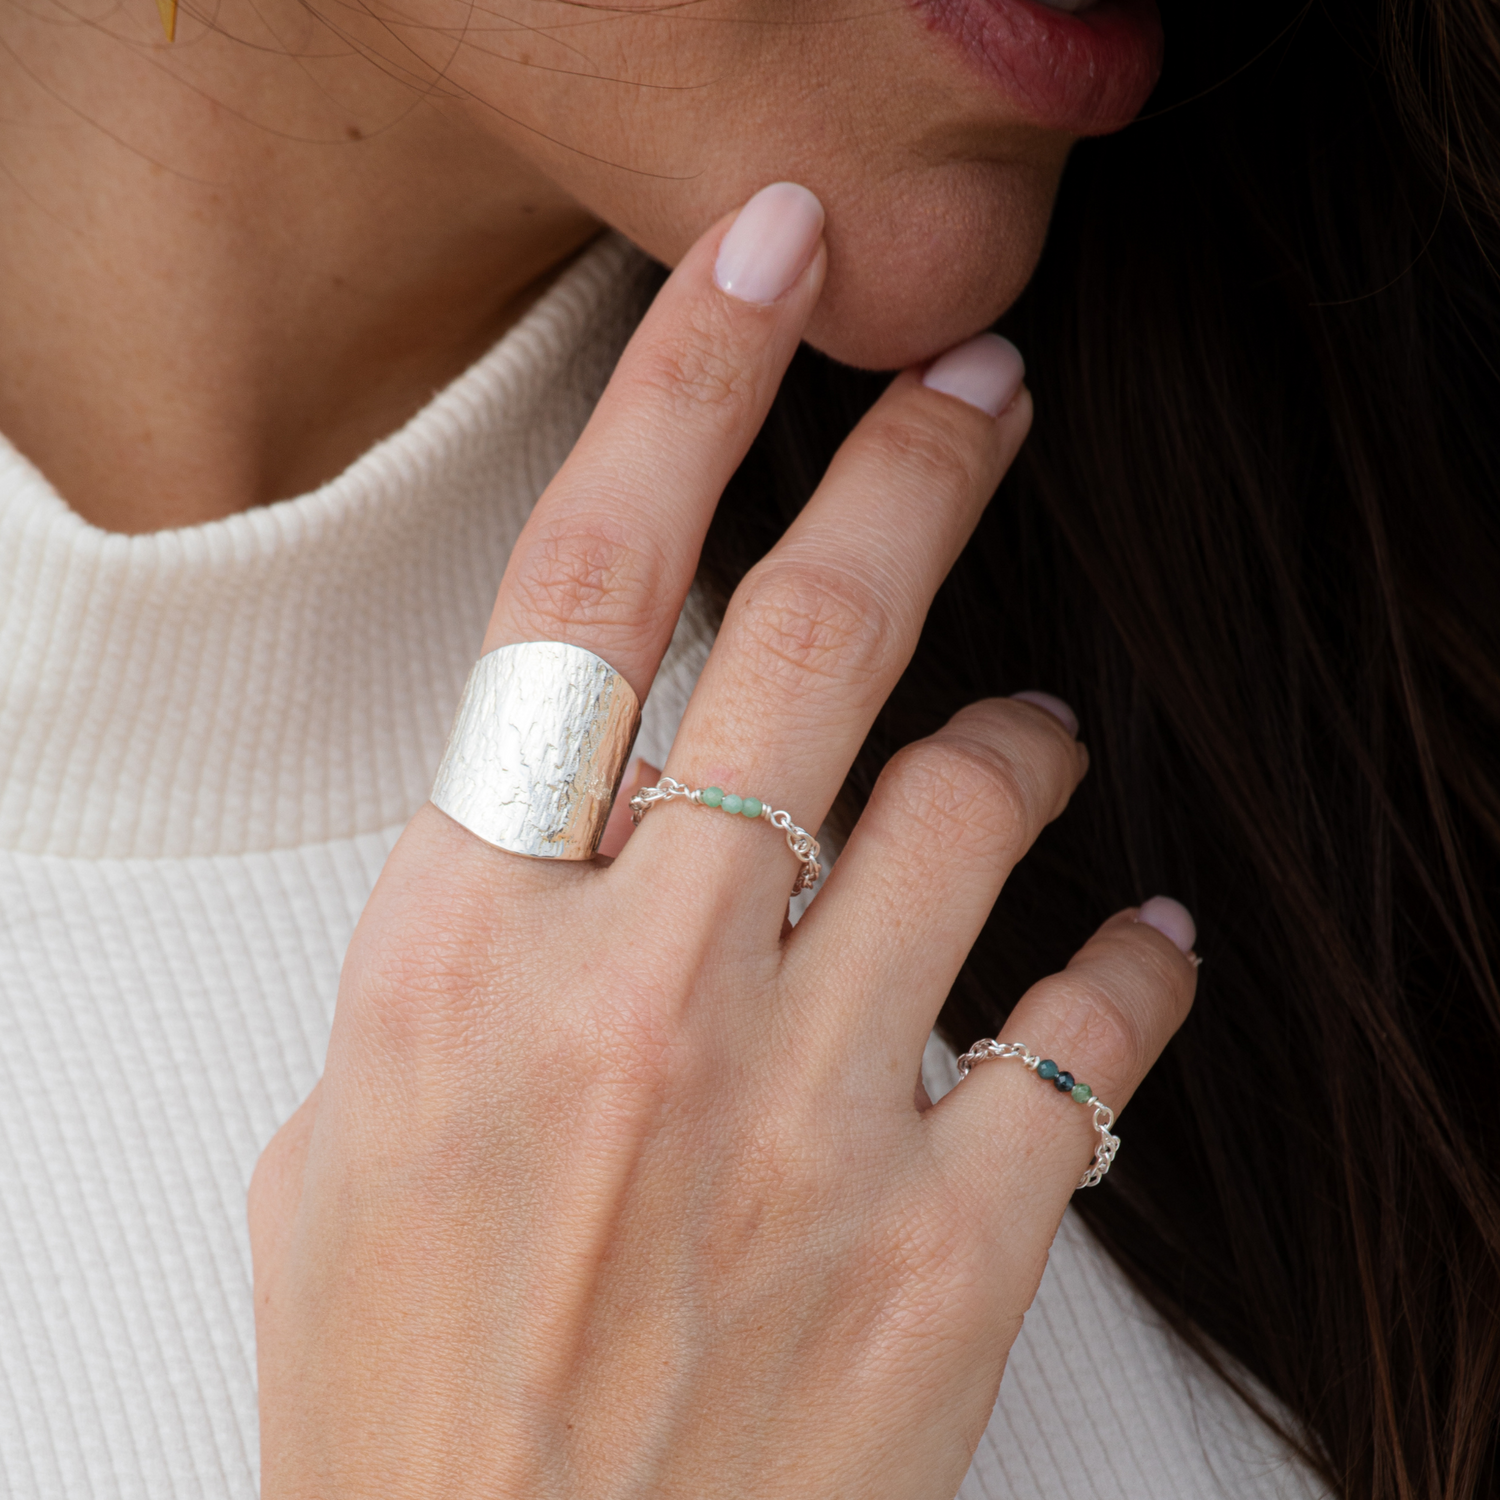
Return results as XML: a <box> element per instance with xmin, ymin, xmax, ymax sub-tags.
<box><xmin>0</xmin><ymin>235</ymin><xmax>655</xmax><ymax>858</ymax></box>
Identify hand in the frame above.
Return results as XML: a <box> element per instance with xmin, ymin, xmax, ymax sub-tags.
<box><xmin>249</xmin><ymin>182</ymin><xmax>1198</xmax><ymax>1500</ymax></box>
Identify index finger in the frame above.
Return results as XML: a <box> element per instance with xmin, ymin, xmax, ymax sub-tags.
<box><xmin>481</xmin><ymin>183</ymin><xmax>827</xmax><ymax>702</ymax></box>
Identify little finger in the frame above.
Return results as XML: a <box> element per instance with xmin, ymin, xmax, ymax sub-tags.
<box><xmin>930</xmin><ymin>903</ymin><xmax>1199</xmax><ymax>1265</ymax></box>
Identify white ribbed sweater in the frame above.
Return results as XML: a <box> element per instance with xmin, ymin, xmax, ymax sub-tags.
<box><xmin>0</xmin><ymin>234</ymin><xmax>1323</xmax><ymax>1499</ymax></box>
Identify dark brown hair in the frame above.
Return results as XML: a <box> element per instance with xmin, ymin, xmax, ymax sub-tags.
<box><xmin>703</xmin><ymin>2</ymin><xmax>1500</xmax><ymax>1493</ymax></box>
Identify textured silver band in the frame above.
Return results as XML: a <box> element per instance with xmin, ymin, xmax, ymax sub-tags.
<box><xmin>431</xmin><ymin>641</ymin><xmax>640</xmax><ymax>861</ymax></box>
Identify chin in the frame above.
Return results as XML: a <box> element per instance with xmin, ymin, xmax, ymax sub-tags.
<box><xmin>791</xmin><ymin>156</ymin><xmax>1062</xmax><ymax>372</ymax></box>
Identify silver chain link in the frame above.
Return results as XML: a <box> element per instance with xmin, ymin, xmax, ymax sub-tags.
<box><xmin>628</xmin><ymin>776</ymin><xmax>823</xmax><ymax>895</ymax></box>
<box><xmin>955</xmin><ymin>1039</ymin><xmax>1120</xmax><ymax>1190</ymax></box>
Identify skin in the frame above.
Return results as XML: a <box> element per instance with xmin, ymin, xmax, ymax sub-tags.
<box><xmin>1</xmin><ymin>1</ymin><xmax>1195</xmax><ymax>1493</ymax></box>
<box><xmin>250</xmin><ymin>216</ymin><xmax>1198</xmax><ymax>1496</ymax></box>
<box><xmin>0</xmin><ymin>0</ymin><xmax>1069</xmax><ymax>529</ymax></box>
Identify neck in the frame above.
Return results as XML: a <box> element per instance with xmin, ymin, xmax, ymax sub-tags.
<box><xmin>0</xmin><ymin>0</ymin><xmax>600</xmax><ymax>532</ymax></box>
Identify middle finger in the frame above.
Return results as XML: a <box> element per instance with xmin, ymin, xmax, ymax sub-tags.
<box><xmin>623</xmin><ymin>337</ymin><xmax>1031</xmax><ymax>923</ymax></box>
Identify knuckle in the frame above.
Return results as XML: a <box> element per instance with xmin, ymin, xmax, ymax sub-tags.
<box><xmin>861</xmin><ymin>411</ymin><xmax>984</xmax><ymax>501</ymax></box>
<box><xmin>880</xmin><ymin>735</ymin><xmax>1033</xmax><ymax>855</ymax></box>
<box><xmin>632</xmin><ymin>311</ymin><xmax>759</xmax><ymax>426</ymax></box>
<box><xmin>353</xmin><ymin>921</ymin><xmax>494</xmax><ymax>1054</ymax></box>
<box><xmin>507</xmin><ymin>515</ymin><xmax>669</xmax><ymax>641</ymax></box>
<box><xmin>730</xmin><ymin>559</ymin><xmax>892</xmax><ymax>691</ymax></box>
<box><xmin>1027</xmin><ymin>970</ymin><xmax>1146</xmax><ymax>1087</ymax></box>
<box><xmin>1106</xmin><ymin>920</ymin><xmax>1198</xmax><ymax>1032</ymax></box>
<box><xmin>340</xmin><ymin>855</ymin><xmax>524</xmax><ymax>1054</ymax></box>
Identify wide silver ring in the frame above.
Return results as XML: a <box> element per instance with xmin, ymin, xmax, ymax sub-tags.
<box><xmin>431</xmin><ymin>640</ymin><xmax>641</xmax><ymax>861</ymax></box>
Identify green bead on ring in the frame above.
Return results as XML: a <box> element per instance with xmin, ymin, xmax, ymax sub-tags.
<box><xmin>1070</xmin><ymin>1083</ymin><xmax>1093</xmax><ymax>1104</ymax></box>
<box><xmin>627</xmin><ymin>775</ymin><xmax>823</xmax><ymax>899</ymax></box>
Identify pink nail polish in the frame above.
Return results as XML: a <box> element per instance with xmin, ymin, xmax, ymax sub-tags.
<box><xmin>1136</xmin><ymin>896</ymin><xmax>1197</xmax><ymax>955</ymax></box>
<box><xmin>714</xmin><ymin>183</ymin><xmax>825</xmax><ymax>305</ymax></box>
<box><xmin>1009</xmin><ymin>690</ymin><xmax>1079</xmax><ymax>738</ymax></box>
<box><xmin>922</xmin><ymin>334</ymin><xmax>1025</xmax><ymax>417</ymax></box>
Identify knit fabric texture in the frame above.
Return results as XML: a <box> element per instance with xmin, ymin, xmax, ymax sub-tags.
<box><xmin>0</xmin><ymin>233</ymin><xmax>1322</xmax><ymax>1499</ymax></box>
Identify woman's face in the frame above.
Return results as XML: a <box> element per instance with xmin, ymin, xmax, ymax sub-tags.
<box><xmin>373</xmin><ymin>1</ymin><xmax>1162</xmax><ymax>368</ymax></box>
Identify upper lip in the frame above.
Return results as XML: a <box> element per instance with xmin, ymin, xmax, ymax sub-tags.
<box><xmin>915</xmin><ymin>0</ymin><xmax>1164</xmax><ymax>137</ymax></box>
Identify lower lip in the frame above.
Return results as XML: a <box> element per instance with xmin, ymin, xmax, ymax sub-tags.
<box><xmin>914</xmin><ymin>0</ymin><xmax>1163</xmax><ymax>137</ymax></box>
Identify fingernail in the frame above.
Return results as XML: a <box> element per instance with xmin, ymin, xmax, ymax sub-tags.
<box><xmin>922</xmin><ymin>333</ymin><xmax>1025</xmax><ymax>417</ymax></box>
<box><xmin>1136</xmin><ymin>896</ymin><xmax>1197</xmax><ymax>955</ymax></box>
<box><xmin>714</xmin><ymin>182</ymin><xmax>825</xmax><ymax>305</ymax></box>
<box><xmin>1009</xmin><ymin>690</ymin><xmax>1079</xmax><ymax>738</ymax></box>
